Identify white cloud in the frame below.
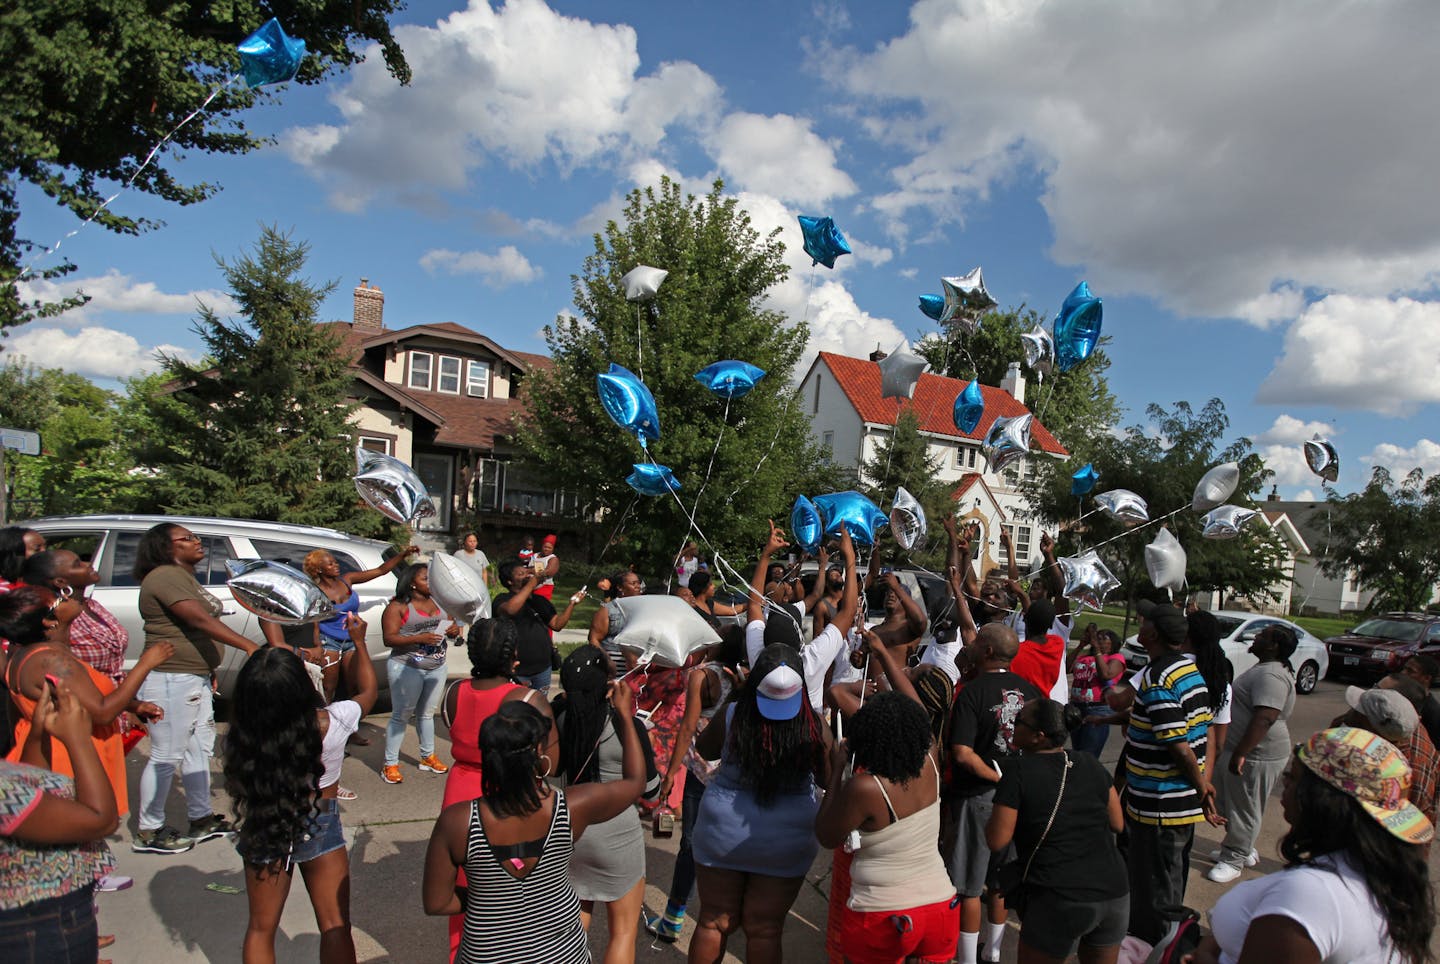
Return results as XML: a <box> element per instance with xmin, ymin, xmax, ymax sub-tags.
<box><xmin>840</xmin><ymin>0</ymin><xmax>1440</xmax><ymax>321</ymax></box>
<box><xmin>1256</xmin><ymin>294</ymin><xmax>1440</xmax><ymax>415</ymax></box>
<box><xmin>418</xmin><ymin>245</ymin><xmax>542</xmax><ymax>287</ymax></box>
<box><xmin>1362</xmin><ymin>439</ymin><xmax>1440</xmax><ymax>478</ymax></box>
<box><xmin>5</xmin><ymin>326</ymin><xmax>194</xmax><ymax>380</ymax></box>
<box><xmin>1292</xmin><ymin>488</ymin><xmax>1317</xmax><ymax>502</ymax></box>
<box><xmin>706</xmin><ymin>112</ymin><xmax>857</xmax><ymax>208</ymax></box>
<box><xmin>1253</xmin><ymin>414</ymin><xmax>1336</xmax><ymax>446</ymax></box>
<box><xmin>16</xmin><ymin>269</ymin><xmax>239</xmax><ymax>326</ymax></box>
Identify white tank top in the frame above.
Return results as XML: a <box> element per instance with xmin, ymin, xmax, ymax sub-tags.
<box><xmin>848</xmin><ymin>754</ymin><xmax>956</xmax><ymax>912</ymax></box>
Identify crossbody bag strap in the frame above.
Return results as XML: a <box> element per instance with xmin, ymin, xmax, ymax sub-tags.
<box><xmin>1018</xmin><ymin>751</ymin><xmax>1072</xmax><ymax>884</ymax></box>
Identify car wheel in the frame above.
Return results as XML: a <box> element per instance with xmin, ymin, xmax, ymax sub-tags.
<box><xmin>1296</xmin><ymin>660</ymin><xmax>1320</xmax><ymax>695</ymax></box>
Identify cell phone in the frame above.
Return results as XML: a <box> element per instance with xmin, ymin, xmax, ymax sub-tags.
<box><xmin>880</xmin><ymin>567</ymin><xmax>893</xmax><ymax>576</ymax></box>
<box><xmin>44</xmin><ymin>673</ymin><xmax>60</xmax><ymax>690</ymax></box>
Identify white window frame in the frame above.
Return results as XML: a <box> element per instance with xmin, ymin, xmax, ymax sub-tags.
<box><xmin>408</xmin><ymin>351</ymin><xmax>433</xmax><ymax>391</ymax></box>
<box><xmin>821</xmin><ymin>430</ymin><xmax>834</xmax><ymax>455</ymax></box>
<box><xmin>437</xmin><ymin>355</ymin><xmax>462</xmax><ymax>395</ymax></box>
<box><xmin>357</xmin><ymin>435</ymin><xmax>393</xmax><ymax>456</ymax></box>
<box><xmin>467</xmin><ymin>359</ymin><xmax>491</xmax><ymax>398</ymax></box>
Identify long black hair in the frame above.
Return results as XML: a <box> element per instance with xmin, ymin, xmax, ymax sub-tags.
<box><xmin>0</xmin><ymin>527</ymin><xmax>34</xmax><ymax>583</ymax></box>
<box><xmin>391</xmin><ymin>563</ymin><xmax>423</xmax><ymax>602</ymax></box>
<box><xmin>1186</xmin><ymin>610</ymin><xmax>1233</xmax><ymax>713</ymax></box>
<box><xmin>1281</xmin><ymin>763</ymin><xmax>1435</xmax><ymax>964</ymax></box>
<box><xmin>479</xmin><ymin>701</ymin><xmax>550</xmax><ymax>818</ymax></box>
<box><xmin>849</xmin><ymin>691</ymin><xmax>932</xmax><ymax>784</ymax></box>
<box><xmin>466</xmin><ymin>618</ymin><xmax>518</xmax><ymax>679</ymax></box>
<box><xmin>726</xmin><ymin>662</ymin><xmax>826</xmax><ymax>806</ymax></box>
<box><xmin>133</xmin><ymin>522</ymin><xmax>183</xmax><ymax>582</ymax></box>
<box><xmin>555</xmin><ymin>647</ymin><xmax>617</xmax><ymax>785</ymax></box>
<box><xmin>223</xmin><ymin>647</ymin><xmax>323</xmax><ymax>871</ymax></box>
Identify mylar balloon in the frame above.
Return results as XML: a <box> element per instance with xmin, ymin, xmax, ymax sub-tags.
<box><xmin>1057</xmin><ymin>550</ymin><xmax>1121</xmax><ymax>612</ymax></box>
<box><xmin>354</xmin><ymin>448</ymin><xmax>437</xmax><ymax>526</ymax></box>
<box><xmin>1192</xmin><ymin>462</ymin><xmax>1240</xmax><ymax>513</ymax></box>
<box><xmin>797</xmin><ymin>215</ymin><xmax>852</xmax><ymax>268</ymax></box>
<box><xmin>1304</xmin><ymin>435</ymin><xmax>1340</xmax><ymax>483</ymax></box>
<box><xmin>694</xmin><ymin>360</ymin><xmax>766</xmax><ymax>399</ymax></box>
<box><xmin>940</xmin><ymin>267</ymin><xmax>997</xmax><ymax>331</ymax></box>
<box><xmin>627</xmin><ymin>463</ymin><xmax>680</xmax><ymax>496</ymax></box>
<box><xmin>1144</xmin><ymin>527</ymin><xmax>1187</xmax><ymax>593</ymax></box>
<box><xmin>612</xmin><ymin>595</ymin><xmax>721</xmax><ymax>668</ymax></box>
<box><xmin>1020</xmin><ymin>325</ymin><xmax>1055</xmax><ymax>377</ymax></box>
<box><xmin>225</xmin><ymin>559</ymin><xmax>334</xmax><ymax>625</ymax></box>
<box><xmin>597</xmin><ymin>363</ymin><xmax>660</xmax><ymax>447</ymax></box>
<box><xmin>813</xmin><ymin>491</ymin><xmax>888</xmax><ymax>545</ymax></box>
<box><xmin>918</xmin><ymin>294</ymin><xmax>945</xmax><ymax>322</ymax></box>
<box><xmin>1202</xmin><ymin>504</ymin><xmax>1258</xmax><ymax>539</ymax></box>
<box><xmin>620</xmin><ymin>265</ymin><xmax>669</xmax><ymax>302</ymax></box>
<box><xmin>1053</xmin><ymin>281</ymin><xmax>1103</xmax><ymax>372</ymax></box>
<box><xmin>982</xmin><ymin>414</ymin><xmax>1033</xmax><ymax>474</ymax></box>
<box><xmin>429</xmin><ymin>553</ymin><xmax>492</xmax><ymax>624</ymax></box>
<box><xmin>1094</xmin><ymin>489</ymin><xmax>1149</xmax><ymax>526</ymax></box>
<box><xmin>1071</xmin><ymin>463</ymin><xmax>1100</xmax><ymax>498</ymax></box>
<box><xmin>791</xmin><ymin>495</ymin><xmax>825</xmax><ymax>554</ymax></box>
<box><xmin>878</xmin><ymin>345</ymin><xmax>928</xmax><ymax>401</ymax></box>
<box><xmin>237</xmin><ymin>18</ymin><xmax>307</xmax><ymax>88</ymax></box>
<box><xmin>890</xmin><ymin>486</ymin><xmax>927</xmax><ymax>551</ymax></box>
<box><xmin>953</xmin><ymin>380</ymin><xmax>985</xmax><ymax>435</ymax></box>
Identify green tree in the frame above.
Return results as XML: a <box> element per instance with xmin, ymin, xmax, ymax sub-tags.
<box><xmin>143</xmin><ymin>225</ymin><xmax>388</xmax><ymax>536</ymax></box>
<box><xmin>1</xmin><ymin>1</ymin><xmax>411</xmax><ymax>328</ymax></box>
<box><xmin>1320</xmin><ymin>468</ymin><xmax>1440</xmax><ymax>612</ymax></box>
<box><xmin>515</xmin><ymin>178</ymin><xmax>814</xmax><ymax>579</ymax></box>
<box><xmin>859</xmin><ymin>408</ymin><xmax>948</xmax><ymax>565</ymax></box>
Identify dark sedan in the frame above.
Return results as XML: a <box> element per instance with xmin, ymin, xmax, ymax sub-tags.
<box><xmin>1324</xmin><ymin>614</ymin><xmax>1440</xmax><ymax>681</ymax></box>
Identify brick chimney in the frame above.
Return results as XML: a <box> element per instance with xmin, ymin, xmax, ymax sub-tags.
<box><xmin>868</xmin><ymin>343</ymin><xmax>888</xmax><ymax>363</ymax></box>
<box><xmin>1000</xmin><ymin>360</ymin><xmax>1025</xmax><ymax>404</ymax></box>
<box><xmin>353</xmin><ymin>279</ymin><xmax>385</xmax><ymax>332</ymax></box>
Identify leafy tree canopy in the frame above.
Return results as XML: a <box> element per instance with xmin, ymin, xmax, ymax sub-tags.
<box><xmin>1321</xmin><ymin>467</ymin><xmax>1440</xmax><ymax>613</ymax></box>
<box><xmin>860</xmin><ymin>408</ymin><xmax>949</xmax><ymax>567</ymax></box>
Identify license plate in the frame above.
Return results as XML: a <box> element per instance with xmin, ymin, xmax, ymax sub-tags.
<box><xmin>1344</xmin><ymin>656</ymin><xmax>1359</xmax><ymax>666</ymax></box>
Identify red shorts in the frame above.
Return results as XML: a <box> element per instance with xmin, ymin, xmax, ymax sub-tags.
<box><xmin>837</xmin><ymin>895</ymin><xmax>960</xmax><ymax>964</ymax></box>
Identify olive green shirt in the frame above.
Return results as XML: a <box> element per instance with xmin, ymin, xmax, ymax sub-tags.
<box><xmin>139</xmin><ymin>564</ymin><xmax>225</xmax><ymax>676</ymax></box>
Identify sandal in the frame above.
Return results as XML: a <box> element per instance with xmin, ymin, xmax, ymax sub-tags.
<box><xmin>337</xmin><ymin>786</ymin><xmax>358</xmax><ymax>801</ymax></box>
<box><xmin>98</xmin><ymin>935</ymin><xmax>116</xmax><ymax>949</ymax></box>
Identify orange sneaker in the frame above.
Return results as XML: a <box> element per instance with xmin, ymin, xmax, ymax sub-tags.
<box><xmin>418</xmin><ymin>754</ymin><xmax>449</xmax><ymax>774</ymax></box>
<box><xmin>381</xmin><ymin>765</ymin><xmax>403</xmax><ymax>784</ymax></box>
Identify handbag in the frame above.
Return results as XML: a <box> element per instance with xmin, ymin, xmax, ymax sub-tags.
<box><xmin>994</xmin><ymin>751</ymin><xmax>1072</xmax><ymax>916</ymax></box>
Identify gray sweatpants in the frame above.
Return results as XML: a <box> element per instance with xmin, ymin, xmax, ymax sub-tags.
<box><xmin>1214</xmin><ymin>750</ymin><xmax>1287</xmax><ymax>866</ymax></box>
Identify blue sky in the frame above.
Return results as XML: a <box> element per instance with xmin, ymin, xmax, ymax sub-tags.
<box><xmin>12</xmin><ymin>0</ymin><xmax>1440</xmax><ymax>499</ymax></box>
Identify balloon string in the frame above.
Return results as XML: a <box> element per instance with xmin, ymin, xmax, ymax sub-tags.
<box><xmin>1084</xmin><ymin>505</ymin><xmax>1188</xmax><ymax>552</ymax></box>
<box><xmin>724</xmin><ymin>390</ymin><xmax>794</xmax><ymax>507</ymax></box>
<box><xmin>10</xmin><ymin>73</ymin><xmax>242</xmax><ymax>285</ymax></box>
<box><xmin>800</xmin><ymin>262</ymin><xmax>818</xmax><ymax>326</ymax></box>
<box><xmin>667</xmin><ymin>395</ymin><xmax>732</xmax><ymax>591</ymax></box>
<box><xmin>634</xmin><ymin>303</ymin><xmax>644</xmax><ymax>384</ymax></box>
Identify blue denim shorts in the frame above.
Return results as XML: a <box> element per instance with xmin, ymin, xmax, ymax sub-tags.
<box><xmin>320</xmin><ymin>634</ymin><xmax>357</xmax><ymax>655</ymax></box>
<box><xmin>239</xmin><ymin>799</ymin><xmax>346</xmax><ymax>867</ymax></box>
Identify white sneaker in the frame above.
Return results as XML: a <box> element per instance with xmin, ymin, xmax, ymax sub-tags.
<box><xmin>1206</xmin><ymin>861</ymin><xmax>1244</xmax><ymax>883</ymax></box>
<box><xmin>1208</xmin><ymin>847</ymin><xmax>1258</xmax><ymax>866</ymax></box>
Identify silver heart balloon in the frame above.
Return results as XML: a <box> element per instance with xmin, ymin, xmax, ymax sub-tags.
<box><xmin>1057</xmin><ymin>549</ymin><xmax>1121</xmax><ymax>612</ymax></box>
<box><xmin>225</xmin><ymin>559</ymin><xmax>336</xmax><ymax>625</ymax></box>
<box><xmin>429</xmin><ymin>553</ymin><xmax>492</xmax><ymax>623</ymax></box>
<box><xmin>1020</xmin><ymin>325</ymin><xmax>1054</xmax><ymax>376</ymax></box>
<box><xmin>1201</xmin><ymin>504</ymin><xmax>1258</xmax><ymax>539</ymax></box>
<box><xmin>877</xmin><ymin>344</ymin><xmax>928</xmax><ymax>400</ymax></box>
<box><xmin>983</xmin><ymin>413</ymin><xmax>1033</xmax><ymax>474</ymax></box>
<box><xmin>890</xmin><ymin>486</ymin><xmax>927</xmax><ymax>551</ymax></box>
<box><xmin>354</xmin><ymin>448</ymin><xmax>437</xmax><ymax>525</ymax></box>
<box><xmin>1304</xmin><ymin>435</ymin><xmax>1339</xmax><ymax>483</ymax></box>
<box><xmin>1094</xmin><ymin>489</ymin><xmax>1149</xmax><ymax>526</ymax></box>
<box><xmin>1144</xmin><ymin>527</ymin><xmax>1187</xmax><ymax>593</ymax></box>
<box><xmin>1192</xmin><ymin>462</ymin><xmax>1240</xmax><ymax>513</ymax></box>
<box><xmin>939</xmin><ymin>267</ymin><xmax>997</xmax><ymax>332</ymax></box>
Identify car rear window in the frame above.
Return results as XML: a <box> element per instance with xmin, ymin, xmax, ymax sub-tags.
<box><xmin>1350</xmin><ymin>619</ymin><xmax>1425</xmax><ymax>642</ymax></box>
<box><xmin>34</xmin><ymin>531</ymin><xmax>105</xmax><ymax>565</ymax></box>
<box><xmin>109</xmin><ymin>532</ymin><xmax>236</xmax><ymax>587</ymax></box>
<box><xmin>246</xmin><ymin>539</ymin><xmax>361</xmax><ymax>577</ymax></box>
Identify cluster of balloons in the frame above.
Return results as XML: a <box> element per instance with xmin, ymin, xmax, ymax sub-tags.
<box><xmin>790</xmin><ymin>491</ymin><xmax>888</xmax><ymax>551</ymax></box>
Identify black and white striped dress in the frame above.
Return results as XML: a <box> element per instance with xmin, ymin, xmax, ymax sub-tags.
<box><xmin>457</xmin><ymin>790</ymin><xmax>589</xmax><ymax>964</ymax></box>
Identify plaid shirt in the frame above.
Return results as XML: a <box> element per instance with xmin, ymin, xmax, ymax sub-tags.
<box><xmin>1402</xmin><ymin>726</ymin><xmax>1440</xmax><ymax>828</ymax></box>
<box><xmin>67</xmin><ymin>600</ymin><xmax>128</xmax><ymax>685</ymax></box>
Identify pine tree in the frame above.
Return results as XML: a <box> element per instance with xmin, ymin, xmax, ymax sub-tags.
<box><xmin>860</xmin><ymin>409</ymin><xmax>948</xmax><ymax>565</ymax></box>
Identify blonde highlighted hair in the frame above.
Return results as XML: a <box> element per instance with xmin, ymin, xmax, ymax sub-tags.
<box><xmin>302</xmin><ymin>550</ymin><xmax>331</xmax><ymax>581</ymax></box>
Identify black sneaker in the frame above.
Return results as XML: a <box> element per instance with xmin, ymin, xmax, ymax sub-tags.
<box><xmin>187</xmin><ymin>813</ymin><xmax>236</xmax><ymax>843</ymax></box>
<box><xmin>132</xmin><ymin>826</ymin><xmax>196</xmax><ymax>854</ymax></box>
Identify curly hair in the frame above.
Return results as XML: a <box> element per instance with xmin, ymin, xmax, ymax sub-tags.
<box><xmin>1185</xmin><ymin>610</ymin><xmax>1233</xmax><ymax>712</ymax></box>
<box><xmin>0</xmin><ymin>586</ymin><xmax>54</xmax><ymax>646</ymax></box>
<box><xmin>133</xmin><ymin>522</ymin><xmax>183</xmax><ymax>582</ymax></box>
<box><xmin>726</xmin><ymin>670</ymin><xmax>826</xmax><ymax>806</ymax></box>
<box><xmin>849</xmin><ymin>692</ymin><xmax>932</xmax><ymax>783</ymax></box>
<box><xmin>466</xmin><ymin>618</ymin><xmax>518</xmax><ymax>679</ymax></box>
<box><xmin>0</xmin><ymin>527</ymin><xmax>34</xmax><ymax>583</ymax></box>
<box><xmin>479</xmin><ymin>701</ymin><xmax>550</xmax><ymax>818</ymax></box>
<box><xmin>1280</xmin><ymin>763</ymin><xmax>1435</xmax><ymax>964</ymax></box>
<box><xmin>223</xmin><ymin>647</ymin><xmax>323</xmax><ymax>871</ymax></box>
<box><xmin>1029</xmin><ymin>698</ymin><xmax>1084</xmax><ymax>748</ymax></box>
<box><xmin>302</xmin><ymin>549</ymin><xmax>331</xmax><ymax>581</ymax></box>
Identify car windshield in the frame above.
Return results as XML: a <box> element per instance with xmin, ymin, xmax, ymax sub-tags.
<box><xmin>1350</xmin><ymin>619</ymin><xmax>1425</xmax><ymax>642</ymax></box>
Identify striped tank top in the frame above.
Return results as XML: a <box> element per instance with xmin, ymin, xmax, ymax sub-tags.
<box><xmin>457</xmin><ymin>789</ymin><xmax>590</xmax><ymax>964</ymax></box>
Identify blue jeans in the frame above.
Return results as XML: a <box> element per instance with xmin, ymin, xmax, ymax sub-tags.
<box><xmin>0</xmin><ymin>885</ymin><xmax>97</xmax><ymax>963</ymax></box>
<box><xmin>137</xmin><ymin>671</ymin><xmax>216</xmax><ymax>830</ymax></box>
<box><xmin>1072</xmin><ymin>706</ymin><xmax>1110</xmax><ymax>758</ymax></box>
<box><xmin>666</xmin><ymin>772</ymin><xmax>707</xmax><ymax>909</ymax></box>
<box><xmin>514</xmin><ymin>669</ymin><xmax>551</xmax><ymax>694</ymax></box>
<box><xmin>385</xmin><ymin>660</ymin><xmax>447</xmax><ymax>766</ymax></box>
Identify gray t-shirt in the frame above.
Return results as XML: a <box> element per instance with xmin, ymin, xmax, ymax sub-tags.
<box><xmin>1224</xmin><ymin>660</ymin><xmax>1295</xmax><ymax>762</ymax></box>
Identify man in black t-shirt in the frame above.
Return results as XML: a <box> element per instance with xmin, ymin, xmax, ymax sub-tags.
<box><xmin>493</xmin><ymin>561</ymin><xmax>581</xmax><ymax>694</ymax></box>
<box><xmin>948</xmin><ymin>623</ymin><xmax>1042</xmax><ymax>964</ymax></box>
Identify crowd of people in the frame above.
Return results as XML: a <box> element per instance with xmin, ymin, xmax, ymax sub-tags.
<box><xmin>0</xmin><ymin>517</ymin><xmax>1436</xmax><ymax>964</ymax></box>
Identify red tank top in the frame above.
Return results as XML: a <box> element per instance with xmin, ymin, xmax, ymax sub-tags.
<box><xmin>443</xmin><ymin>681</ymin><xmax>525</xmax><ymax>809</ymax></box>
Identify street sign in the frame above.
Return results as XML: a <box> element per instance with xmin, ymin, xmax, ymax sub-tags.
<box><xmin>0</xmin><ymin>428</ymin><xmax>40</xmax><ymax>456</ymax></box>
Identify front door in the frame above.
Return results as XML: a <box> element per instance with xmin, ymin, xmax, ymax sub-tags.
<box><xmin>414</xmin><ymin>452</ymin><xmax>454</xmax><ymax>531</ymax></box>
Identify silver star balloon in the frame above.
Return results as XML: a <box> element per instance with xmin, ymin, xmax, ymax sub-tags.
<box><xmin>226</xmin><ymin>559</ymin><xmax>336</xmax><ymax>625</ymax></box>
<box><xmin>1304</xmin><ymin>435</ymin><xmax>1339</xmax><ymax>483</ymax></box>
<box><xmin>890</xmin><ymin>485</ymin><xmax>927</xmax><ymax>551</ymax></box>
<box><xmin>1144</xmin><ymin>527</ymin><xmax>1187</xmax><ymax>593</ymax></box>
<box><xmin>939</xmin><ymin>267</ymin><xmax>997</xmax><ymax>333</ymax></box>
<box><xmin>983</xmin><ymin>413</ymin><xmax>1032</xmax><ymax>474</ymax></box>
<box><xmin>877</xmin><ymin>344</ymin><xmax>928</xmax><ymax>400</ymax></box>
<box><xmin>354</xmin><ymin>448</ymin><xmax>437</xmax><ymax>525</ymax></box>
<box><xmin>620</xmin><ymin>265</ymin><xmax>669</xmax><ymax>302</ymax></box>
<box><xmin>1094</xmin><ymin>489</ymin><xmax>1149</xmax><ymax>526</ymax></box>
<box><xmin>1058</xmin><ymin>549</ymin><xmax>1121</xmax><ymax>612</ymax></box>
<box><xmin>1192</xmin><ymin>462</ymin><xmax>1240</xmax><ymax>513</ymax></box>
<box><xmin>1201</xmin><ymin>504</ymin><xmax>1258</xmax><ymax>539</ymax></box>
<box><xmin>1020</xmin><ymin>324</ymin><xmax>1055</xmax><ymax>376</ymax></box>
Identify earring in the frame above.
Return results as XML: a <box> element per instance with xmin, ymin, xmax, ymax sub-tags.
<box><xmin>56</xmin><ymin>584</ymin><xmax>74</xmax><ymax>600</ymax></box>
<box><xmin>536</xmin><ymin>754</ymin><xmax>553</xmax><ymax>779</ymax></box>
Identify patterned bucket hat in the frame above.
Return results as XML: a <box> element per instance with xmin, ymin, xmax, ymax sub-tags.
<box><xmin>1296</xmin><ymin>726</ymin><xmax>1434</xmax><ymax>845</ymax></box>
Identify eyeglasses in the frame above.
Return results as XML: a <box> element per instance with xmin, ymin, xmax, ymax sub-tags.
<box><xmin>171</xmin><ymin>534</ymin><xmax>201</xmax><ymax>544</ymax></box>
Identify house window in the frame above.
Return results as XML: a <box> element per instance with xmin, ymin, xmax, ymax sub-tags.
<box><xmin>357</xmin><ymin>435</ymin><xmax>392</xmax><ymax>456</ymax></box>
<box><xmin>822</xmin><ymin>431</ymin><xmax>834</xmax><ymax>455</ymax></box>
<box><xmin>408</xmin><ymin>352</ymin><xmax>433</xmax><ymax>391</ymax></box>
<box><xmin>956</xmin><ymin>446</ymin><xmax>978</xmax><ymax>470</ymax></box>
<box><xmin>999</xmin><ymin>524</ymin><xmax>1032</xmax><ymax>565</ymax></box>
<box><xmin>467</xmin><ymin>360</ymin><xmax>491</xmax><ymax>398</ymax></box>
<box><xmin>1003</xmin><ymin>459</ymin><xmax>1036</xmax><ymax>487</ymax></box>
<box><xmin>477</xmin><ymin>459</ymin><xmax>503</xmax><ymax>510</ymax></box>
<box><xmin>437</xmin><ymin>356</ymin><xmax>462</xmax><ymax>394</ymax></box>
<box><xmin>813</xmin><ymin>375</ymin><xmax>821</xmax><ymax>414</ymax></box>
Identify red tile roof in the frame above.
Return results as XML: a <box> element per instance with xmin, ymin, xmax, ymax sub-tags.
<box><xmin>816</xmin><ymin>352</ymin><xmax>1068</xmax><ymax>456</ymax></box>
<box><xmin>951</xmin><ymin>473</ymin><xmax>1008</xmax><ymax>521</ymax></box>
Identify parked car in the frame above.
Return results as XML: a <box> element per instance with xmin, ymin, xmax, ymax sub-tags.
<box><xmin>1324</xmin><ymin>613</ymin><xmax>1440</xmax><ymax>682</ymax></box>
<box><xmin>23</xmin><ymin>514</ymin><xmax>402</xmax><ymax>693</ymax></box>
<box><xmin>1121</xmin><ymin>610</ymin><xmax>1329</xmax><ymax>695</ymax></box>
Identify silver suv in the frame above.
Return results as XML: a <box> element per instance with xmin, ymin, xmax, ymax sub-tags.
<box><xmin>24</xmin><ymin>514</ymin><xmax>400</xmax><ymax>693</ymax></box>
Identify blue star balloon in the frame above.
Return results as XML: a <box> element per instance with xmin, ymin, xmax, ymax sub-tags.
<box><xmin>791</xmin><ymin>495</ymin><xmax>825</xmax><ymax>554</ymax></box>
<box><xmin>627</xmin><ymin>463</ymin><xmax>680</xmax><ymax>496</ymax></box>
<box><xmin>1071</xmin><ymin>463</ymin><xmax>1100</xmax><ymax>497</ymax></box>
<box><xmin>694</xmin><ymin>360</ymin><xmax>766</xmax><ymax>399</ymax></box>
<box><xmin>1053</xmin><ymin>280</ymin><xmax>1103</xmax><ymax>372</ymax></box>
<box><xmin>918</xmin><ymin>294</ymin><xmax>945</xmax><ymax>321</ymax></box>
<box><xmin>952</xmin><ymin>380</ymin><xmax>985</xmax><ymax>435</ymax></box>
<box><xmin>597</xmin><ymin>363</ymin><xmax>660</xmax><ymax>447</ymax></box>
<box><xmin>812</xmin><ymin>491</ymin><xmax>888</xmax><ymax>545</ymax></box>
<box><xmin>797</xmin><ymin>215</ymin><xmax>852</xmax><ymax>269</ymax></box>
<box><xmin>237</xmin><ymin>18</ymin><xmax>307</xmax><ymax>89</ymax></box>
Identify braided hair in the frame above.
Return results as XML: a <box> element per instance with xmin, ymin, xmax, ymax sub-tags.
<box><xmin>1186</xmin><ymin>610</ymin><xmax>1233</xmax><ymax>713</ymax></box>
<box><xmin>727</xmin><ymin>654</ymin><xmax>826</xmax><ymax>806</ymax></box>
<box><xmin>478</xmin><ymin>701</ymin><xmax>551</xmax><ymax>818</ymax></box>
<box><xmin>555</xmin><ymin>647</ymin><xmax>618</xmax><ymax>785</ymax></box>
<box><xmin>466</xmin><ymin>618</ymin><xmax>518</xmax><ymax>679</ymax></box>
